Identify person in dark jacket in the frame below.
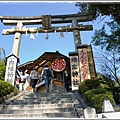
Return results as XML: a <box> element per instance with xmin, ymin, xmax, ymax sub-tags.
<box><xmin>41</xmin><ymin>65</ymin><xmax>53</xmax><ymax>93</ymax></box>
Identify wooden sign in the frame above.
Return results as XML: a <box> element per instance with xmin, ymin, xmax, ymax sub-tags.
<box><xmin>69</xmin><ymin>52</ymin><xmax>80</xmax><ymax>91</ymax></box>
<box><xmin>5</xmin><ymin>54</ymin><xmax>18</xmax><ymax>86</ymax></box>
<box><xmin>42</xmin><ymin>15</ymin><xmax>51</xmax><ymax>29</ymax></box>
<box><xmin>78</xmin><ymin>47</ymin><xmax>91</xmax><ymax>82</ymax></box>
<box><xmin>52</xmin><ymin>58</ymin><xmax>66</xmax><ymax>72</ymax></box>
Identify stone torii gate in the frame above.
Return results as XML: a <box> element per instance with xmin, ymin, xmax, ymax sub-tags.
<box><xmin>0</xmin><ymin>12</ymin><xmax>96</xmax><ymax>89</ymax></box>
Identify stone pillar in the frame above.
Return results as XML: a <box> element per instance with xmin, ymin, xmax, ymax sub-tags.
<box><xmin>72</xmin><ymin>19</ymin><xmax>81</xmax><ymax>51</ymax></box>
<box><xmin>5</xmin><ymin>22</ymin><xmax>22</xmax><ymax>86</ymax></box>
<box><xmin>11</xmin><ymin>22</ymin><xmax>23</xmax><ymax>57</ymax></box>
<box><xmin>69</xmin><ymin>52</ymin><xmax>80</xmax><ymax>91</ymax></box>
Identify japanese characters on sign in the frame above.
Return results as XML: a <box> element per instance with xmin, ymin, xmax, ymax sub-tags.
<box><xmin>52</xmin><ymin>58</ymin><xmax>66</xmax><ymax>72</ymax></box>
<box><xmin>78</xmin><ymin>48</ymin><xmax>90</xmax><ymax>82</ymax></box>
<box><xmin>70</xmin><ymin>55</ymin><xmax>80</xmax><ymax>91</ymax></box>
<box><xmin>5</xmin><ymin>55</ymin><xmax>18</xmax><ymax>86</ymax></box>
<box><xmin>42</xmin><ymin>15</ymin><xmax>51</xmax><ymax>29</ymax></box>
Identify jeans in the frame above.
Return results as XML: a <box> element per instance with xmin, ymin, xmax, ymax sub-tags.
<box><xmin>15</xmin><ymin>84</ymin><xmax>19</xmax><ymax>90</ymax></box>
<box><xmin>44</xmin><ymin>77</ymin><xmax>50</xmax><ymax>92</ymax></box>
<box><xmin>31</xmin><ymin>79</ymin><xmax>38</xmax><ymax>93</ymax></box>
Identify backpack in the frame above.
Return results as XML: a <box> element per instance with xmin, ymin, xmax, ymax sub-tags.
<box><xmin>43</xmin><ymin>69</ymin><xmax>52</xmax><ymax>77</ymax></box>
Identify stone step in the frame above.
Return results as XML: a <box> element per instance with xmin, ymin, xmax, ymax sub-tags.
<box><xmin>18</xmin><ymin>98</ymin><xmax>73</xmax><ymax>102</ymax></box>
<box><xmin>10</xmin><ymin>100</ymin><xmax>75</xmax><ymax>105</ymax></box>
<box><xmin>22</xmin><ymin>96</ymin><xmax>72</xmax><ymax>100</ymax></box>
<box><xmin>4</xmin><ymin>103</ymin><xmax>76</xmax><ymax>109</ymax></box>
<box><xmin>24</xmin><ymin>92</ymin><xmax>74</xmax><ymax>95</ymax></box>
<box><xmin>23</xmin><ymin>92</ymin><xmax>71</xmax><ymax>95</ymax></box>
<box><xmin>0</xmin><ymin>91</ymin><xmax>84</xmax><ymax>118</ymax></box>
<box><xmin>23</xmin><ymin>95</ymin><xmax>72</xmax><ymax>99</ymax></box>
<box><xmin>21</xmin><ymin>95</ymin><xmax>75</xmax><ymax>99</ymax></box>
<box><xmin>21</xmin><ymin>94</ymin><xmax>74</xmax><ymax>101</ymax></box>
<box><xmin>22</xmin><ymin>97</ymin><xmax>72</xmax><ymax>101</ymax></box>
<box><xmin>0</xmin><ymin>111</ymin><xmax>79</xmax><ymax>118</ymax></box>
<box><xmin>0</xmin><ymin>107</ymin><xmax>75</xmax><ymax>114</ymax></box>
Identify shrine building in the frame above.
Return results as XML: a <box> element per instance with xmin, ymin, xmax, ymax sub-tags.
<box><xmin>17</xmin><ymin>51</ymin><xmax>71</xmax><ymax>92</ymax></box>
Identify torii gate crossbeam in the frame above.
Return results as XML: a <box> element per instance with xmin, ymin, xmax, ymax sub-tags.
<box><xmin>0</xmin><ymin>12</ymin><xmax>94</xmax><ymax>25</ymax></box>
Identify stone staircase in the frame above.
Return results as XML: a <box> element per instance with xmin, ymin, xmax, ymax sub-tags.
<box><xmin>0</xmin><ymin>91</ymin><xmax>84</xmax><ymax>118</ymax></box>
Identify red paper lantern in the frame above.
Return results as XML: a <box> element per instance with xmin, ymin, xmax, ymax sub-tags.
<box><xmin>52</xmin><ymin>58</ymin><xmax>66</xmax><ymax>72</ymax></box>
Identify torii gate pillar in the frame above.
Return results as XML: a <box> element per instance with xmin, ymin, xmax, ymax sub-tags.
<box><xmin>4</xmin><ymin>22</ymin><xmax>22</xmax><ymax>86</ymax></box>
<box><xmin>72</xmin><ymin>19</ymin><xmax>82</xmax><ymax>51</ymax></box>
<box><xmin>12</xmin><ymin>22</ymin><xmax>23</xmax><ymax>57</ymax></box>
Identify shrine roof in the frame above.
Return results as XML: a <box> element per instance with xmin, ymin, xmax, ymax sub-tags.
<box><xmin>17</xmin><ymin>51</ymin><xmax>70</xmax><ymax>74</ymax></box>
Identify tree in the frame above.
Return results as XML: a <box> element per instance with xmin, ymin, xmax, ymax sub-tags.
<box><xmin>75</xmin><ymin>2</ymin><xmax>120</xmax><ymax>24</ymax></box>
<box><xmin>94</xmin><ymin>47</ymin><xmax>120</xmax><ymax>86</ymax></box>
<box><xmin>92</xmin><ymin>21</ymin><xmax>120</xmax><ymax>52</ymax></box>
<box><xmin>75</xmin><ymin>2</ymin><xmax>120</xmax><ymax>52</ymax></box>
<box><xmin>97</xmin><ymin>72</ymin><xmax>115</xmax><ymax>88</ymax></box>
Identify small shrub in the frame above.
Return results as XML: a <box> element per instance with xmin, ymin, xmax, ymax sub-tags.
<box><xmin>85</xmin><ymin>88</ymin><xmax>116</xmax><ymax>113</ymax></box>
<box><xmin>0</xmin><ymin>60</ymin><xmax>6</xmax><ymax>81</ymax></box>
<box><xmin>13</xmin><ymin>88</ymin><xmax>19</xmax><ymax>95</ymax></box>
<box><xmin>84</xmin><ymin>88</ymin><xmax>107</xmax><ymax>100</ymax></box>
<box><xmin>0</xmin><ymin>80</ymin><xmax>18</xmax><ymax>97</ymax></box>
<box><xmin>79</xmin><ymin>78</ymin><xmax>101</xmax><ymax>96</ymax></box>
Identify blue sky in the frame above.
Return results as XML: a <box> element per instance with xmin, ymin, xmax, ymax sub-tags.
<box><xmin>0</xmin><ymin>2</ymin><xmax>109</xmax><ymax>65</ymax></box>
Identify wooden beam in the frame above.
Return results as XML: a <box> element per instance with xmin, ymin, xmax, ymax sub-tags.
<box><xmin>0</xmin><ymin>13</ymin><xmax>94</xmax><ymax>25</ymax></box>
<box><xmin>2</xmin><ymin>25</ymin><xmax>93</xmax><ymax>35</ymax></box>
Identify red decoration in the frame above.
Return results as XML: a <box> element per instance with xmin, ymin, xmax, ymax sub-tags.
<box><xmin>52</xmin><ymin>58</ymin><xmax>66</xmax><ymax>72</ymax></box>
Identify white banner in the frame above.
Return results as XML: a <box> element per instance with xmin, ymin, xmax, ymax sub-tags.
<box><xmin>70</xmin><ymin>55</ymin><xmax>80</xmax><ymax>91</ymax></box>
<box><xmin>78</xmin><ymin>48</ymin><xmax>90</xmax><ymax>82</ymax></box>
<box><xmin>5</xmin><ymin>55</ymin><xmax>18</xmax><ymax>86</ymax></box>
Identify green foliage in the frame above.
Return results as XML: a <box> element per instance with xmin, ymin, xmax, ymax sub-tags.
<box><xmin>85</xmin><ymin>87</ymin><xmax>108</xmax><ymax>99</ymax></box>
<box><xmin>91</xmin><ymin>22</ymin><xmax>120</xmax><ymax>52</ymax></box>
<box><xmin>0</xmin><ymin>59</ymin><xmax>6</xmax><ymax>81</ymax></box>
<box><xmin>75</xmin><ymin>2</ymin><xmax>120</xmax><ymax>24</ymax></box>
<box><xmin>97</xmin><ymin>73</ymin><xmax>115</xmax><ymax>88</ymax></box>
<box><xmin>79</xmin><ymin>78</ymin><xmax>100</xmax><ymax>96</ymax></box>
<box><xmin>75</xmin><ymin>2</ymin><xmax>120</xmax><ymax>52</ymax></box>
<box><xmin>85</xmin><ymin>88</ymin><xmax>116</xmax><ymax>113</ymax></box>
<box><xmin>78</xmin><ymin>77</ymin><xmax>116</xmax><ymax>113</ymax></box>
<box><xmin>0</xmin><ymin>80</ymin><xmax>18</xmax><ymax>97</ymax></box>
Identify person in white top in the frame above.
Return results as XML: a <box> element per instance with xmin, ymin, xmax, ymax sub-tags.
<box><xmin>30</xmin><ymin>67</ymin><xmax>40</xmax><ymax>93</ymax></box>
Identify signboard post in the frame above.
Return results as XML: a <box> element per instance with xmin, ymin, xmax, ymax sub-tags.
<box><xmin>69</xmin><ymin>52</ymin><xmax>80</xmax><ymax>91</ymax></box>
<box><xmin>5</xmin><ymin>54</ymin><xmax>19</xmax><ymax>86</ymax></box>
<box><xmin>102</xmin><ymin>100</ymin><xmax>115</xmax><ymax>113</ymax></box>
<box><xmin>78</xmin><ymin>46</ymin><xmax>91</xmax><ymax>82</ymax></box>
